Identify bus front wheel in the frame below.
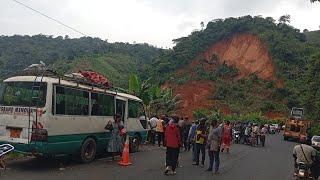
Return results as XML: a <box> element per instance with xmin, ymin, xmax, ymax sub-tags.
<box><xmin>80</xmin><ymin>138</ymin><xmax>97</xmax><ymax>163</ymax></box>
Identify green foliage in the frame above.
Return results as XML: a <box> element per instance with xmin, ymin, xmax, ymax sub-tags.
<box><xmin>4</xmin><ymin>152</ymin><xmax>25</xmax><ymax>161</ymax></box>
<box><xmin>193</xmin><ymin>109</ymin><xmax>284</xmax><ymax>125</ymax></box>
<box><xmin>311</xmin><ymin>123</ymin><xmax>320</xmax><ymax>136</ymax></box>
<box><xmin>152</xmin><ymin>15</ymin><xmax>320</xmax><ymax>116</ymax></box>
<box><xmin>213</xmin><ymin>76</ymin><xmax>287</xmax><ymax>114</ymax></box>
<box><xmin>278</xmin><ymin>14</ymin><xmax>291</xmax><ymax>24</ymax></box>
<box><xmin>128</xmin><ymin>74</ymin><xmax>140</xmax><ymax>95</ymax></box>
<box><xmin>0</xmin><ymin>35</ymin><xmax>163</xmax><ymax>88</ymax></box>
<box><xmin>193</xmin><ymin>109</ymin><xmax>211</xmax><ymax>119</ymax></box>
<box><xmin>128</xmin><ymin>75</ymin><xmax>181</xmax><ymax>117</ymax></box>
<box><xmin>192</xmin><ymin>109</ymin><xmax>222</xmax><ymax>121</ymax></box>
<box><xmin>303</xmin><ymin>53</ymin><xmax>320</xmax><ymax>120</ymax></box>
<box><xmin>304</xmin><ymin>30</ymin><xmax>320</xmax><ymax>47</ymax></box>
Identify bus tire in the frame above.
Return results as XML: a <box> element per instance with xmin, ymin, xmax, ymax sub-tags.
<box><xmin>130</xmin><ymin>134</ymin><xmax>141</xmax><ymax>153</ymax></box>
<box><xmin>80</xmin><ymin>137</ymin><xmax>97</xmax><ymax>163</ymax></box>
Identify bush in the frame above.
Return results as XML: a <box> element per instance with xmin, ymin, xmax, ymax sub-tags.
<box><xmin>193</xmin><ymin>109</ymin><xmax>210</xmax><ymax>120</ymax></box>
<box><xmin>311</xmin><ymin>123</ymin><xmax>320</xmax><ymax>136</ymax></box>
<box><xmin>193</xmin><ymin>109</ymin><xmax>222</xmax><ymax>121</ymax></box>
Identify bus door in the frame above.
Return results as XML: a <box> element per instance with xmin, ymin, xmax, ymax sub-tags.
<box><xmin>116</xmin><ymin>99</ymin><xmax>126</xmax><ymax>124</ymax></box>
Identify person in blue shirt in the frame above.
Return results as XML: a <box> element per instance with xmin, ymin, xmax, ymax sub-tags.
<box><xmin>188</xmin><ymin>120</ymin><xmax>199</xmax><ymax>162</ymax></box>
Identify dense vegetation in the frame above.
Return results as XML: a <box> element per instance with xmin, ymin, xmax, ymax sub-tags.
<box><xmin>0</xmin><ymin>35</ymin><xmax>163</xmax><ymax>87</ymax></box>
<box><xmin>1</xmin><ymin>16</ymin><xmax>320</xmax><ymax>123</ymax></box>
<box><xmin>149</xmin><ymin>16</ymin><xmax>320</xmax><ymax>121</ymax></box>
<box><xmin>304</xmin><ymin>30</ymin><xmax>320</xmax><ymax>47</ymax></box>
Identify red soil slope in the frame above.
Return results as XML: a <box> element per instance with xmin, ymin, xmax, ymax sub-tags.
<box><xmin>171</xmin><ymin>33</ymin><xmax>278</xmax><ymax>119</ymax></box>
<box><xmin>203</xmin><ymin>33</ymin><xmax>277</xmax><ymax>81</ymax></box>
<box><xmin>173</xmin><ymin>81</ymin><xmax>214</xmax><ymax>119</ymax></box>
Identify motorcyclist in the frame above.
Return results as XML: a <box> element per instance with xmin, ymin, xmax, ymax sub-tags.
<box><xmin>293</xmin><ymin>143</ymin><xmax>319</xmax><ymax>179</ymax></box>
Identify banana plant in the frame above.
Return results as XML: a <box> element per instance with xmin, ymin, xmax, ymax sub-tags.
<box><xmin>128</xmin><ymin>74</ymin><xmax>181</xmax><ymax>117</ymax></box>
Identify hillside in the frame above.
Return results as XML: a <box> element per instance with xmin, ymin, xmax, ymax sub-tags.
<box><xmin>1</xmin><ymin>16</ymin><xmax>320</xmax><ymax>120</ymax></box>
<box><xmin>0</xmin><ymin>35</ymin><xmax>163</xmax><ymax>87</ymax></box>
<box><xmin>305</xmin><ymin>30</ymin><xmax>320</xmax><ymax>47</ymax></box>
<box><xmin>154</xmin><ymin>16</ymin><xmax>320</xmax><ymax>119</ymax></box>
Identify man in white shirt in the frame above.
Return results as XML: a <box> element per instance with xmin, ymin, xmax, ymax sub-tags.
<box><xmin>148</xmin><ymin>115</ymin><xmax>158</xmax><ymax>145</ymax></box>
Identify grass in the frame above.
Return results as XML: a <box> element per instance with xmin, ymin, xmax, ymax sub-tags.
<box><xmin>3</xmin><ymin>152</ymin><xmax>26</xmax><ymax>161</ymax></box>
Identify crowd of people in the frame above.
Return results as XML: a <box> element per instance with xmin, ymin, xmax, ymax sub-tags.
<box><xmin>233</xmin><ymin>122</ymin><xmax>271</xmax><ymax>147</ymax></box>
<box><xmin>146</xmin><ymin>115</ymin><xmax>284</xmax><ymax>176</ymax></box>
<box><xmin>105</xmin><ymin>113</ymin><xmax>319</xmax><ymax>178</ymax></box>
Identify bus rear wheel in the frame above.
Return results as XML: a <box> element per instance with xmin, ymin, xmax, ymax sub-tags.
<box><xmin>80</xmin><ymin>138</ymin><xmax>96</xmax><ymax>163</ymax></box>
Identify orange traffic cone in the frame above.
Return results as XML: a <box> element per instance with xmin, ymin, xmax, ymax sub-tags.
<box><xmin>118</xmin><ymin>135</ymin><xmax>132</xmax><ymax>166</ymax></box>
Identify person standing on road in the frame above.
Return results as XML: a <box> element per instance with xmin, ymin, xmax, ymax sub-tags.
<box><xmin>244</xmin><ymin>124</ymin><xmax>250</xmax><ymax>145</ymax></box>
<box><xmin>252</xmin><ymin>123</ymin><xmax>259</xmax><ymax>146</ymax></box>
<box><xmin>148</xmin><ymin>115</ymin><xmax>158</xmax><ymax>145</ymax></box>
<box><xmin>260</xmin><ymin>125</ymin><xmax>267</xmax><ymax>147</ymax></box>
<box><xmin>206</xmin><ymin>119</ymin><xmax>222</xmax><ymax>173</ymax></box>
<box><xmin>221</xmin><ymin>121</ymin><xmax>232</xmax><ymax>153</ymax></box>
<box><xmin>183</xmin><ymin>117</ymin><xmax>191</xmax><ymax>151</ymax></box>
<box><xmin>178</xmin><ymin>117</ymin><xmax>185</xmax><ymax>150</ymax></box>
<box><xmin>188</xmin><ymin>120</ymin><xmax>198</xmax><ymax>162</ymax></box>
<box><xmin>193</xmin><ymin>118</ymin><xmax>207</xmax><ymax>166</ymax></box>
<box><xmin>105</xmin><ymin>114</ymin><xmax>125</xmax><ymax>160</ymax></box>
<box><xmin>156</xmin><ymin>115</ymin><xmax>165</xmax><ymax>147</ymax></box>
<box><xmin>164</xmin><ymin>118</ymin><xmax>182</xmax><ymax>175</ymax></box>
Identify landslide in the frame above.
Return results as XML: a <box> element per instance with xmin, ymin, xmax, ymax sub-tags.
<box><xmin>203</xmin><ymin>33</ymin><xmax>277</xmax><ymax>81</ymax></box>
<box><xmin>170</xmin><ymin>33</ymin><xmax>280</xmax><ymax>118</ymax></box>
<box><xmin>158</xmin><ymin>16</ymin><xmax>319</xmax><ymax>118</ymax></box>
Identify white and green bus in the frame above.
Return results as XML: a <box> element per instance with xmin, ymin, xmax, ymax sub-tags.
<box><xmin>0</xmin><ymin>75</ymin><xmax>148</xmax><ymax>162</ymax></box>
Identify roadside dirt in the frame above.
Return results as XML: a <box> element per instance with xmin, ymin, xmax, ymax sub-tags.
<box><xmin>172</xmin><ymin>81</ymin><xmax>214</xmax><ymax>119</ymax></box>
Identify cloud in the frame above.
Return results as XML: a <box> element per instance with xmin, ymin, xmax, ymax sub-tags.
<box><xmin>0</xmin><ymin>0</ymin><xmax>319</xmax><ymax>47</ymax></box>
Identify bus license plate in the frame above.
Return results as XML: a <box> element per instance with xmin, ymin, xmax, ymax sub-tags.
<box><xmin>10</xmin><ymin>129</ymin><xmax>21</xmax><ymax>138</ymax></box>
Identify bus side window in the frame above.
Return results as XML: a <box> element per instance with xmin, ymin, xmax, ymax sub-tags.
<box><xmin>55</xmin><ymin>86</ymin><xmax>89</xmax><ymax>115</ymax></box>
<box><xmin>91</xmin><ymin>92</ymin><xmax>114</xmax><ymax>116</ymax></box>
<box><xmin>55</xmin><ymin>86</ymin><xmax>66</xmax><ymax>114</ymax></box>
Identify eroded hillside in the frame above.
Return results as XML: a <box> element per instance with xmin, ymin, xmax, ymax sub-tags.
<box><xmin>170</xmin><ymin>33</ymin><xmax>279</xmax><ymax>118</ymax></box>
<box><xmin>203</xmin><ymin>33</ymin><xmax>277</xmax><ymax>81</ymax></box>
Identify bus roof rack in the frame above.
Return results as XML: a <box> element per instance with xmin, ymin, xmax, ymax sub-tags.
<box><xmin>14</xmin><ymin>63</ymin><xmax>127</xmax><ymax>94</ymax></box>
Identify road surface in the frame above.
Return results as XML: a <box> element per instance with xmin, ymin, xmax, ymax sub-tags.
<box><xmin>1</xmin><ymin>133</ymin><xmax>296</xmax><ymax>180</ymax></box>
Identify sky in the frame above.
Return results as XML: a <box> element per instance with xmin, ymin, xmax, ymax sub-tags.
<box><xmin>0</xmin><ymin>0</ymin><xmax>320</xmax><ymax>48</ymax></box>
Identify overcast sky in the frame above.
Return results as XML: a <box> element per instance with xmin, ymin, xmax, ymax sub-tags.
<box><xmin>0</xmin><ymin>0</ymin><xmax>320</xmax><ymax>48</ymax></box>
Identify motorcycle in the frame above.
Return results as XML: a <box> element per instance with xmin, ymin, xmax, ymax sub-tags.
<box><xmin>234</xmin><ymin>130</ymin><xmax>241</xmax><ymax>144</ymax></box>
<box><xmin>0</xmin><ymin>144</ymin><xmax>14</xmax><ymax>170</ymax></box>
<box><xmin>295</xmin><ymin>162</ymin><xmax>312</xmax><ymax>180</ymax></box>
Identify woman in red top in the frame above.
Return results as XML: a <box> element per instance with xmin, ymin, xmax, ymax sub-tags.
<box><xmin>164</xmin><ymin>117</ymin><xmax>181</xmax><ymax>175</ymax></box>
<box><xmin>221</xmin><ymin>121</ymin><xmax>232</xmax><ymax>153</ymax></box>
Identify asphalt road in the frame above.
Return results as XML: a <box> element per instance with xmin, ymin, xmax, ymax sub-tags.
<box><xmin>1</xmin><ymin>133</ymin><xmax>297</xmax><ymax>180</ymax></box>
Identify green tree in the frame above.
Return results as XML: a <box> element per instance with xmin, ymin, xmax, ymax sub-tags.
<box><xmin>200</xmin><ymin>21</ymin><xmax>205</xmax><ymax>30</ymax></box>
<box><xmin>303</xmin><ymin>53</ymin><xmax>320</xmax><ymax>120</ymax></box>
<box><xmin>278</xmin><ymin>14</ymin><xmax>291</xmax><ymax>24</ymax></box>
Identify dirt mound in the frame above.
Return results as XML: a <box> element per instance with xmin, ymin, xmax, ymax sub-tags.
<box><xmin>173</xmin><ymin>81</ymin><xmax>214</xmax><ymax>119</ymax></box>
<box><xmin>203</xmin><ymin>33</ymin><xmax>277</xmax><ymax>81</ymax></box>
<box><xmin>264</xmin><ymin>111</ymin><xmax>287</xmax><ymax>120</ymax></box>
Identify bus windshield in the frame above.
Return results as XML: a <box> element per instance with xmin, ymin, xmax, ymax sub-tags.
<box><xmin>0</xmin><ymin>82</ymin><xmax>47</xmax><ymax>107</ymax></box>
